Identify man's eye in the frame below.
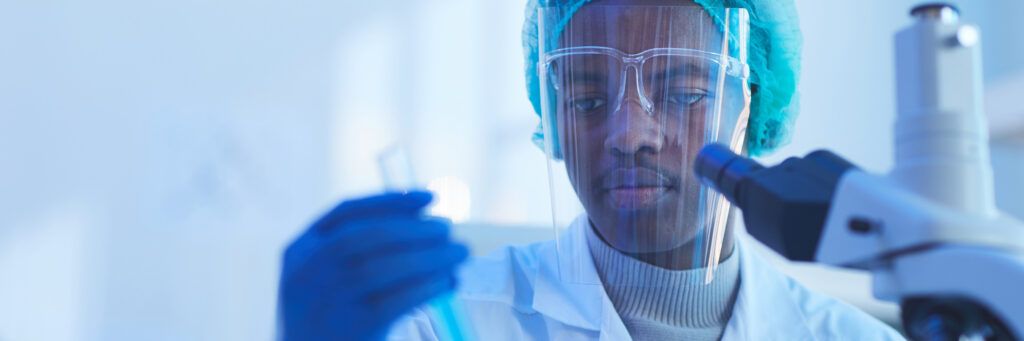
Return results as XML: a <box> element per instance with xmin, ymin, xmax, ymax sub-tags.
<box><xmin>667</xmin><ymin>91</ymin><xmax>707</xmax><ymax>106</ymax></box>
<box><xmin>571</xmin><ymin>97</ymin><xmax>607</xmax><ymax>112</ymax></box>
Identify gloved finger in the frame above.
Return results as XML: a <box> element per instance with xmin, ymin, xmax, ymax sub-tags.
<box><xmin>283</xmin><ymin>208</ymin><xmax>440</xmax><ymax>278</ymax></box>
<box><xmin>311</xmin><ymin>191</ymin><xmax>433</xmax><ymax>235</ymax></box>
<box><xmin>316</xmin><ymin>217</ymin><xmax>453</xmax><ymax>262</ymax></box>
<box><xmin>366</xmin><ymin>273</ymin><xmax>458</xmax><ymax>324</ymax></box>
<box><xmin>348</xmin><ymin>242</ymin><xmax>469</xmax><ymax>298</ymax></box>
<box><xmin>290</xmin><ymin>217</ymin><xmax>452</xmax><ymax>284</ymax></box>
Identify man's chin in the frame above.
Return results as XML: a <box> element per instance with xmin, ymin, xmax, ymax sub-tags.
<box><xmin>601</xmin><ymin>227</ymin><xmax>700</xmax><ymax>254</ymax></box>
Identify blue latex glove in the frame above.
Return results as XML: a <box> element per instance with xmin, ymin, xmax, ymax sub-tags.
<box><xmin>278</xmin><ymin>191</ymin><xmax>470</xmax><ymax>341</ymax></box>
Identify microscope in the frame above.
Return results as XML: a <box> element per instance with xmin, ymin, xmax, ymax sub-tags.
<box><xmin>695</xmin><ymin>3</ymin><xmax>1024</xmax><ymax>340</ymax></box>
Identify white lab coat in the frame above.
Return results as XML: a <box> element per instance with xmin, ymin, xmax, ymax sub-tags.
<box><xmin>389</xmin><ymin>219</ymin><xmax>905</xmax><ymax>340</ymax></box>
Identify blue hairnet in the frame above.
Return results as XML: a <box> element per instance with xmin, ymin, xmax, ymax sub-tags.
<box><xmin>522</xmin><ymin>0</ymin><xmax>802</xmax><ymax>156</ymax></box>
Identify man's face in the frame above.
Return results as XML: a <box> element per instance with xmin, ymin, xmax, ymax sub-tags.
<box><xmin>552</xmin><ymin>4</ymin><xmax>740</xmax><ymax>253</ymax></box>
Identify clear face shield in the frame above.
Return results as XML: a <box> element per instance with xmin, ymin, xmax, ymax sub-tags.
<box><xmin>538</xmin><ymin>5</ymin><xmax>751</xmax><ymax>286</ymax></box>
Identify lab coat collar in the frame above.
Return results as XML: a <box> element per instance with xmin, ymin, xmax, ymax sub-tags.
<box><xmin>529</xmin><ymin>217</ymin><xmax>816</xmax><ymax>340</ymax></box>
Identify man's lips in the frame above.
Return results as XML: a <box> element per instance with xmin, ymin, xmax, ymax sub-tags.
<box><xmin>607</xmin><ymin>187</ymin><xmax>669</xmax><ymax>208</ymax></box>
<box><xmin>601</xmin><ymin>168</ymin><xmax>674</xmax><ymax>190</ymax></box>
<box><xmin>601</xmin><ymin>168</ymin><xmax>674</xmax><ymax>208</ymax></box>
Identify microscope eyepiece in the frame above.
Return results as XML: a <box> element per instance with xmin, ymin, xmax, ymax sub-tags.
<box><xmin>694</xmin><ymin>144</ymin><xmax>764</xmax><ymax>206</ymax></box>
<box><xmin>910</xmin><ymin>3</ymin><xmax>959</xmax><ymax>23</ymax></box>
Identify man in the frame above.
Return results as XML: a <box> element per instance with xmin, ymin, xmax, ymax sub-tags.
<box><xmin>278</xmin><ymin>1</ymin><xmax>906</xmax><ymax>340</ymax></box>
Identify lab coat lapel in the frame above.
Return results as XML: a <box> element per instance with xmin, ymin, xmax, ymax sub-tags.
<box><xmin>531</xmin><ymin>217</ymin><xmax>632</xmax><ymax>339</ymax></box>
<box><xmin>720</xmin><ymin>239</ymin><xmax>815</xmax><ymax>340</ymax></box>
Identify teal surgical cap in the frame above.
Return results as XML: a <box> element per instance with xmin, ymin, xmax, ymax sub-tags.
<box><xmin>523</xmin><ymin>0</ymin><xmax>803</xmax><ymax>156</ymax></box>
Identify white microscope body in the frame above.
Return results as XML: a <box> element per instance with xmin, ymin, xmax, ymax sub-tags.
<box><xmin>815</xmin><ymin>4</ymin><xmax>1024</xmax><ymax>339</ymax></box>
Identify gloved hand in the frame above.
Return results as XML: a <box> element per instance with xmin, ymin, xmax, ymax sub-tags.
<box><xmin>278</xmin><ymin>191</ymin><xmax>469</xmax><ymax>341</ymax></box>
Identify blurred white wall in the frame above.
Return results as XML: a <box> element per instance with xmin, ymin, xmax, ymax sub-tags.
<box><xmin>0</xmin><ymin>1</ymin><xmax>345</xmax><ymax>340</ymax></box>
<box><xmin>1</xmin><ymin>0</ymin><xmax>1021</xmax><ymax>340</ymax></box>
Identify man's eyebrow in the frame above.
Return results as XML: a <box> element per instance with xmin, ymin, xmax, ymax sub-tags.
<box><xmin>566</xmin><ymin>71</ymin><xmax>609</xmax><ymax>83</ymax></box>
<box><xmin>651</xmin><ymin>62</ymin><xmax>710</xmax><ymax>80</ymax></box>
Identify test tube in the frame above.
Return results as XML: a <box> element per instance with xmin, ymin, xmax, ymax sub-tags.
<box><xmin>377</xmin><ymin>145</ymin><xmax>475</xmax><ymax>341</ymax></box>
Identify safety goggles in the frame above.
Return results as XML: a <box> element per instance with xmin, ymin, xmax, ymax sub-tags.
<box><xmin>544</xmin><ymin>46</ymin><xmax>748</xmax><ymax>117</ymax></box>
